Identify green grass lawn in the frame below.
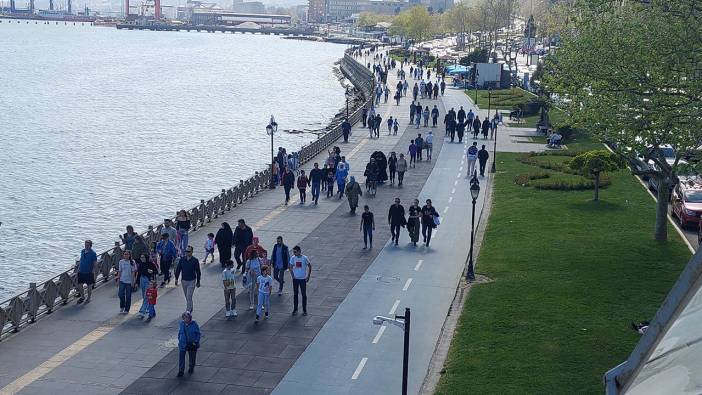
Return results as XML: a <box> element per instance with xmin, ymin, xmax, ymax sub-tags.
<box><xmin>467</xmin><ymin>88</ymin><xmax>536</xmax><ymax>109</ymax></box>
<box><xmin>435</xmin><ymin>148</ymin><xmax>691</xmax><ymax>394</ymax></box>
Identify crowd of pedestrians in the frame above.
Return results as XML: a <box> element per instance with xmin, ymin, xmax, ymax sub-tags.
<box><xmin>71</xmin><ymin>45</ymin><xmax>486</xmax><ymax>378</ymax></box>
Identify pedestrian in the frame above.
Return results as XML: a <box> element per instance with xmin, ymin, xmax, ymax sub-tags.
<box><xmin>491</xmin><ymin>113</ymin><xmax>499</xmax><ymax>139</ymax></box>
<box><xmin>75</xmin><ymin>239</ymin><xmax>97</xmax><ymax>304</ymax></box>
<box><xmin>415</xmin><ymin>104</ymin><xmax>422</xmax><ymax>128</ymax></box>
<box><xmin>297</xmin><ymin>169</ymin><xmax>309</xmax><ymax>204</ymax></box>
<box><xmin>478</xmin><ymin>144</ymin><xmax>490</xmax><ymax>176</ymax></box>
<box><xmin>440</xmin><ymin>79</ymin><xmax>446</xmax><ymax>95</ymax></box>
<box><xmin>482</xmin><ymin>117</ymin><xmax>490</xmax><ymax>139</ymax></box>
<box><xmin>412</xmin><ymin>83</ymin><xmax>419</xmax><ymax>101</ymax></box>
<box><xmin>233</xmin><ymin>219</ymin><xmax>253</xmax><ymax>272</ymax></box>
<box><xmin>175</xmin><ymin>210</ymin><xmax>191</xmax><ymax>256</ymax></box>
<box><xmin>309</xmin><ymin>162</ymin><xmax>324</xmax><ymax>205</ymax></box>
<box><xmin>282</xmin><ymin>167</ymin><xmax>295</xmax><ymax>205</ymax></box>
<box><xmin>361</xmin><ymin>205</ymin><xmax>375</xmax><ymax>249</ymax></box>
<box><xmin>431</xmin><ymin>105</ymin><xmax>439</xmax><ymax>127</ymax></box>
<box><xmin>388</xmin><ymin>198</ymin><xmax>406</xmax><ymax>246</ymax></box>
<box><xmin>156</xmin><ymin>233</ymin><xmax>177</xmax><ymax>287</ymax></box>
<box><xmin>121</xmin><ymin>225</ymin><xmax>137</xmax><ymax>251</ymax></box>
<box><xmin>409</xmin><ymin>102</ymin><xmax>416</xmax><ymax>124</ymax></box>
<box><xmin>270</xmin><ymin>236</ymin><xmax>289</xmax><ymax>295</ymax></box>
<box><xmin>131</xmin><ymin>235</ymin><xmax>149</xmax><ymax>266</ymax></box>
<box><xmin>387</xmin><ymin>116</ymin><xmax>394</xmax><ymax>135</ymax></box>
<box><xmin>214</xmin><ymin>222</ymin><xmax>233</xmax><ymax>268</ymax></box>
<box><xmin>467</xmin><ymin>142</ymin><xmax>478</xmax><ymax>178</ymax></box>
<box><xmin>136</xmin><ymin>252</ymin><xmax>158</xmax><ymax>318</ymax></box>
<box><xmin>256</xmin><ymin>265</ymin><xmax>273</xmax><ymax>321</ymax></box>
<box><xmin>407</xmin><ymin>199</ymin><xmax>421</xmax><ymax>246</ymax></box>
<box><xmin>423</xmin><ymin>106</ymin><xmax>430</xmax><ymax>127</ymax></box>
<box><xmin>222</xmin><ymin>260</ymin><xmax>237</xmax><ymax>318</ymax></box>
<box><xmin>361</xmin><ymin>108</ymin><xmax>368</xmax><ymax>128</ymax></box>
<box><xmin>388</xmin><ymin>152</ymin><xmax>397</xmax><ymax>185</ymax></box>
<box><xmin>393</xmin><ymin>118</ymin><xmax>399</xmax><ymax>135</ymax></box>
<box><xmin>336</xmin><ymin>159</ymin><xmax>349</xmax><ymax>198</ymax></box>
<box><xmin>341</xmin><ymin>118</ymin><xmax>351</xmax><ymax>143</ymax></box>
<box><xmin>289</xmin><ymin>246</ymin><xmax>312</xmax><ymax>316</ymax></box>
<box><xmin>203</xmin><ymin>233</ymin><xmax>215</xmax><ymax>264</ymax></box>
<box><xmin>161</xmin><ymin>220</ymin><xmax>177</xmax><ymax>248</ymax></box>
<box><xmin>345</xmin><ymin>176</ymin><xmax>363</xmax><ymax>214</ymax></box>
<box><xmin>374</xmin><ymin>114</ymin><xmax>382</xmax><ymax>138</ymax></box>
<box><xmin>245</xmin><ymin>250</ymin><xmax>263</xmax><ymax>310</ymax></box>
<box><xmin>177</xmin><ymin>311</ymin><xmax>200</xmax><ymax>377</ymax></box>
<box><xmin>326</xmin><ymin>166</ymin><xmax>335</xmax><ymax>198</ymax></box>
<box><xmin>415</xmin><ymin>134</ymin><xmax>424</xmax><ymax>161</ymax></box>
<box><xmin>116</xmin><ymin>250</ymin><xmax>137</xmax><ymax>314</ymax></box>
<box><xmin>244</xmin><ymin>236</ymin><xmax>267</xmax><ymax>263</ymax></box>
<box><xmin>145</xmin><ymin>280</ymin><xmax>157</xmax><ymax>321</ymax></box>
<box><xmin>421</xmin><ymin>199</ymin><xmax>439</xmax><ymax>247</ymax></box>
<box><xmin>397</xmin><ymin>153</ymin><xmax>408</xmax><ymax>186</ymax></box>
<box><xmin>473</xmin><ymin>116</ymin><xmax>481</xmax><ymax>139</ymax></box>
<box><xmin>433</xmin><ymin>83</ymin><xmax>439</xmax><ymax>99</ymax></box>
<box><xmin>403</xmin><ymin>80</ymin><xmax>408</xmax><ymax>96</ymax></box>
<box><xmin>465</xmin><ymin>108</ymin><xmax>473</xmax><ymax>126</ymax></box>
<box><xmin>174</xmin><ymin>245</ymin><xmax>201</xmax><ymax>313</ymax></box>
<box><xmin>408</xmin><ymin>140</ymin><xmax>417</xmax><ymax>168</ymax></box>
<box><xmin>425</xmin><ymin>131</ymin><xmax>434</xmax><ymax>161</ymax></box>
<box><xmin>458</xmin><ymin>106</ymin><xmax>466</xmax><ymax>125</ymax></box>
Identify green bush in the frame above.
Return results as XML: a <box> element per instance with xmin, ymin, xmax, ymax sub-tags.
<box><xmin>514</xmin><ymin>172</ymin><xmax>550</xmax><ymax>186</ymax></box>
<box><xmin>459</xmin><ymin>48</ymin><xmax>489</xmax><ymax>65</ymax></box>
<box><xmin>532</xmin><ymin>175</ymin><xmax>611</xmax><ymax>190</ymax></box>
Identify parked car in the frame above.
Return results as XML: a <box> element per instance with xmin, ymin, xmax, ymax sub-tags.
<box><xmin>645</xmin><ymin>145</ymin><xmax>687</xmax><ymax>192</ymax></box>
<box><xmin>672</xmin><ymin>177</ymin><xmax>702</xmax><ymax>229</ymax></box>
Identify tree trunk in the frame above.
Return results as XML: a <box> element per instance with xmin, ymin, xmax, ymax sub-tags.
<box><xmin>654</xmin><ymin>177</ymin><xmax>670</xmax><ymax>241</ymax></box>
<box><xmin>593</xmin><ymin>172</ymin><xmax>600</xmax><ymax>201</ymax></box>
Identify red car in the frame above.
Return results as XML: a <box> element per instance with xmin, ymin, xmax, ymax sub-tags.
<box><xmin>671</xmin><ymin>177</ymin><xmax>702</xmax><ymax>229</ymax></box>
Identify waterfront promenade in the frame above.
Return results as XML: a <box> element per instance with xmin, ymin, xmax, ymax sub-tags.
<box><xmin>0</xmin><ymin>52</ymin><xmax>540</xmax><ymax>394</ymax></box>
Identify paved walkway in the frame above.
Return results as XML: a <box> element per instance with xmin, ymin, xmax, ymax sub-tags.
<box><xmin>0</xmin><ymin>53</ymin><xmax>446</xmax><ymax>395</ymax></box>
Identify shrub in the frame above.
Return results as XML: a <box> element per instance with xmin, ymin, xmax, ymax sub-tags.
<box><xmin>532</xmin><ymin>175</ymin><xmax>611</xmax><ymax>191</ymax></box>
<box><xmin>514</xmin><ymin>172</ymin><xmax>550</xmax><ymax>186</ymax></box>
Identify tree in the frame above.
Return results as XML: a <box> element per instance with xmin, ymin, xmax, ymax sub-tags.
<box><xmin>357</xmin><ymin>12</ymin><xmax>393</xmax><ymax>28</ymax></box>
<box><xmin>443</xmin><ymin>3</ymin><xmax>475</xmax><ymax>50</ymax></box>
<box><xmin>390</xmin><ymin>6</ymin><xmax>435</xmax><ymax>43</ymax></box>
<box><xmin>544</xmin><ymin>0</ymin><xmax>702</xmax><ymax>240</ymax></box>
<box><xmin>569</xmin><ymin>150</ymin><xmax>623</xmax><ymax>201</ymax></box>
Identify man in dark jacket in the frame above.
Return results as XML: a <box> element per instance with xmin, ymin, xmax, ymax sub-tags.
<box><xmin>478</xmin><ymin>145</ymin><xmax>490</xmax><ymax>176</ymax></box>
<box><xmin>387</xmin><ymin>197</ymin><xmax>406</xmax><ymax>246</ymax></box>
<box><xmin>270</xmin><ymin>236</ymin><xmax>290</xmax><ymax>295</ymax></box>
<box><xmin>309</xmin><ymin>162</ymin><xmax>325</xmax><ymax>205</ymax></box>
<box><xmin>174</xmin><ymin>246</ymin><xmax>201</xmax><ymax>313</ymax></box>
<box><xmin>233</xmin><ymin>219</ymin><xmax>253</xmax><ymax>272</ymax></box>
<box><xmin>341</xmin><ymin>119</ymin><xmax>351</xmax><ymax>143</ymax></box>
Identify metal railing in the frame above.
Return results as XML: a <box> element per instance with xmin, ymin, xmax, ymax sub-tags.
<box><xmin>0</xmin><ymin>47</ymin><xmax>375</xmax><ymax>341</ymax></box>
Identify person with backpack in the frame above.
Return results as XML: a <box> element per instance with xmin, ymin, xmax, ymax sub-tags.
<box><xmin>421</xmin><ymin>199</ymin><xmax>440</xmax><ymax>247</ymax></box>
<box><xmin>467</xmin><ymin>142</ymin><xmax>479</xmax><ymax>178</ymax></box>
<box><xmin>341</xmin><ymin>118</ymin><xmax>351</xmax><ymax>143</ymax></box>
<box><xmin>297</xmin><ymin>169</ymin><xmax>310</xmax><ymax>205</ymax></box>
<box><xmin>177</xmin><ymin>311</ymin><xmax>201</xmax><ymax>377</ymax></box>
<box><xmin>156</xmin><ymin>233</ymin><xmax>177</xmax><ymax>287</ymax></box>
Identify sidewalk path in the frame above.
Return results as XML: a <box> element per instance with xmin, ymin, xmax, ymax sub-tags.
<box><xmin>271</xmin><ymin>84</ymin><xmax>486</xmax><ymax>395</ymax></box>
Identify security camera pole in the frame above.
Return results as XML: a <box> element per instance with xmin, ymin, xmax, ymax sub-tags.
<box><xmin>373</xmin><ymin>307</ymin><xmax>411</xmax><ymax>395</ymax></box>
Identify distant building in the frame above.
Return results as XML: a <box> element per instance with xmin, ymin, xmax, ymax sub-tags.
<box><xmin>327</xmin><ymin>0</ymin><xmax>363</xmax><ymax>21</ymax></box>
<box><xmin>307</xmin><ymin>0</ymin><xmax>326</xmax><ymax>22</ymax></box>
<box><xmin>362</xmin><ymin>0</ymin><xmax>407</xmax><ymax>15</ymax></box>
<box><xmin>428</xmin><ymin>0</ymin><xmax>452</xmax><ymax>13</ymax></box>
<box><xmin>232</xmin><ymin>1</ymin><xmax>265</xmax><ymax>14</ymax></box>
<box><xmin>189</xmin><ymin>9</ymin><xmax>292</xmax><ymax>25</ymax></box>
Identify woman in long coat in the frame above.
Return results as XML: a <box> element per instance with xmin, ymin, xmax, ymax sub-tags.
<box><xmin>214</xmin><ymin>222</ymin><xmax>233</xmax><ymax>266</ymax></box>
<box><xmin>345</xmin><ymin>176</ymin><xmax>363</xmax><ymax>214</ymax></box>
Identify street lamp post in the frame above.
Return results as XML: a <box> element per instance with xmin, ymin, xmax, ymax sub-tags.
<box><xmin>266</xmin><ymin>115</ymin><xmax>278</xmax><ymax>189</ymax></box>
<box><xmin>466</xmin><ymin>177</ymin><xmax>480</xmax><ymax>282</ymax></box>
<box><xmin>372</xmin><ymin>308</ymin><xmax>411</xmax><ymax>395</ymax></box>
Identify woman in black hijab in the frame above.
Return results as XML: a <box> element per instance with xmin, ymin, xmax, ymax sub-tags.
<box><xmin>214</xmin><ymin>222</ymin><xmax>234</xmax><ymax>267</ymax></box>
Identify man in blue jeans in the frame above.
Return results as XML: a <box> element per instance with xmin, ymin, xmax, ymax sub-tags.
<box><xmin>270</xmin><ymin>236</ymin><xmax>289</xmax><ymax>296</ymax></box>
<box><xmin>288</xmin><ymin>246</ymin><xmax>312</xmax><ymax>316</ymax></box>
<box><xmin>309</xmin><ymin>162</ymin><xmax>324</xmax><ymax>205</ymax></box>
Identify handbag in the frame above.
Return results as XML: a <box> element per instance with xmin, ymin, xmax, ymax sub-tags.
<box><xmin>433</xmin><ymin>215</ymin><xmax>441</xmax><ymax>226</ymax></box>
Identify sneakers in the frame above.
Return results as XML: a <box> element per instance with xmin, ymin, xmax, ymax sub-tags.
<box><xmin>187</xmin><ymin>367</ymin><xmax>194</xmax><ymax>374</ymax></box>
<box><xmin>265</xmin><ymin>312</ymin><xmax>269</xmax><ymax>319</ymax></box>
<box><xmin>302</xmin><ymin>311</ymin><xmax>308</xmax><ymax>316</ymax></box>
<box><xmin>248</xmin><ymin>304</ymin><xmax>254</xmax><ymax>310</ymax></box>
<box><xmin>256</xmin><ymin>315</ymin><xmax>260</xmax><ymax>321</ymax></box>
<box><xmin>231</xmin><ymin>310</ymin><xmax>238</xmax><ymax>318</ymax></box>
<box><xmin>177</xmin><ymin>371</ymin><xmax>184</xmax><ymax>377</ymax></box>
<box><xmin>278</xmin><ymin>290</ymin><xmax>283</xmax><ymax>296</ymax></box>
<box><xmin>292</xmin><ymin>310</ymin><xmax>297</xmax><ymax>316</ymax></box>
<box><xmin>225</xmin><ymin>310</ymin><xmax>231</xmax><ymax>317</ymax></box>
<box><xmin>120</xmin><ymin>308</ymin><xmax>125</xmax><ymax>314</ymax></box>
<box><xmin>137</xmin><ymin>313</ymin><xmax>144</xmax><ymax>319</ymax></box>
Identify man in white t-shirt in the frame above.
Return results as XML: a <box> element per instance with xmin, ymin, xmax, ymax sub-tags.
<box><xmin>288</xmin><ymin>245</ymin><xmax>312</xmax><ymax>316</ymax></box>
<box><xmin>467</xmin><ymin>142</ymin><xmax>478</xmax><ymax>178</ymax></box>
<box><xmin>222</xmin><ymin>260</ymin><xmax>237</xmax><ymax>318</ymax></box>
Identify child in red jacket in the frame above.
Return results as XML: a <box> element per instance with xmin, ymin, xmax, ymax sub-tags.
<box><xmin>145</xmin><ymin>281</ymin><xmax>158</xmax><ymax>321</ymax></box>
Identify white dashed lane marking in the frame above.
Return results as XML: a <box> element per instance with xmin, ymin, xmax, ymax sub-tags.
<box><xmin>372</xmin><ymin>326</ymin><xmax>386</xmax><ymax>344</ymax></box>
<box><xmin>402</xmin><ymin>278</ymin><xmax>413</xmax><ymax>291</ymax></box>
<box><xmin>389</xmin><ymin>299</ymin><xmax>401</xmax><ymax>315</ymax></box>
<box><xmin>352</xmin><ymin>357</ymin><xmax>368</xmax><ymax>380</ymax></box>
<box><xmin>414</xmin><ymin>260</ymin><xmax>423</xmax><ymax>271</ymax></box>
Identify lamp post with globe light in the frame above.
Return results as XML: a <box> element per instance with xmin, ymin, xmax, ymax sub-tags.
<box><xmin>466</xmin><ymin>176</ymin><xmax>480</xmax><ymax>281</ymax></box>
<box><xmin>266</xmin><ymin>116</ymin><xmax>278</xmax><ymax>189</ymax></box>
